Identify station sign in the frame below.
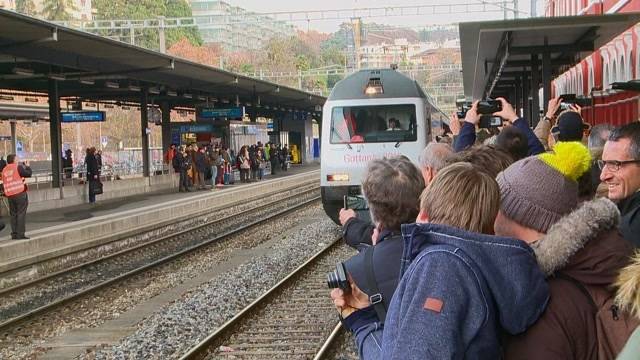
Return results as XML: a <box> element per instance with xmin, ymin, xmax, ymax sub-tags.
<box><xmin>61</xmin><ymin>111</ymin><xmax>106</xmax><ymax>123</ymax></box>
<box><xmin>0</xmin><ymin>135</ymin><xmax>11</xmax><ymax>141</ymax></box>
<box><xmin>173</xmin><ymin>123</ymin><xmax>214</xmax><ymax>134</ymax></box>
<box><xmin>197</xmin><ymin>106</ymin><xmax>244</xmax><ymax>119</ymax></box>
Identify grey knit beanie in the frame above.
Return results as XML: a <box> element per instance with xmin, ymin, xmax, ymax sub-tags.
<box><xmin>496</xmin><ymin>142</ymin><xmax>592</xmax><ymax>233</ymax></box>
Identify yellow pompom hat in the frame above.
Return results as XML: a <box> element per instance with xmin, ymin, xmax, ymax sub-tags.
<box><xmin>496</xmin><ymin>142</ymin><xmax>592</xmax><ymax>233</ymax></box>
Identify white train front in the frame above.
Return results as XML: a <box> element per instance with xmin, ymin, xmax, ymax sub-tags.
<box><xmin>320</xmin><ymin>68</ymin><xmax>446</xmax><ymax>223</ymax></box>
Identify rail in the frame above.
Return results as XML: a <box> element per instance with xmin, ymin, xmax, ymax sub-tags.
<box><xmin>0</xmin><ymin>188</ymin><xmax>321</xmax><ymax>333</ymax></box>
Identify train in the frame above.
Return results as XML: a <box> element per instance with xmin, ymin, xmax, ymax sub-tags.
<box><xmin>320</xmin><ymin>68</ymin><xmax>448</xmax><ymax>224</ymax></box>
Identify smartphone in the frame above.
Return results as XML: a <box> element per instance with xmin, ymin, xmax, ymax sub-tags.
<box><xmin>456</xmin><ymin>111</ymin><xmax>467</xmax><ymax>119</ymax></box>
<box><xmin>343</xmin><ymin>195</ymin><xmax>348</xmax><ymax>210</ymax></box>
<box><xmin>479</xmin><ymin>115</ymin><xmax>502</xmax><ymax>129</ymax></box>
<box><xmin>477</xmin><ymin>99</ymin><xmax>502</xmax><ymax>115</ymax></box>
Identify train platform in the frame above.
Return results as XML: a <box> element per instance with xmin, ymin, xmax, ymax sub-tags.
<box><xmin>0</xmin><ymin>164</ymin><xmax>319</xmax><ymax>275</ymax></box>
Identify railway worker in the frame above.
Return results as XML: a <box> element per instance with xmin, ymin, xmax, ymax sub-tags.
<box><xmin>330</xmin><ymin>156</ymin><xmax>425</xmax><ymax>356</ymax></box>
<box><xmin>350</xmin><ymin>162</ymin><xmax>547</xmax><ymax>359</ymax></box>
<box><xmin>386</xmin><ymin>118</ymin><xmax>401</xmax><ymax>131</ymax></box>
<box><xmin>600</xmin><ymin>122</ymin><xmax>640</xmax><ymax>247</ymax></box>
<box><xmin>454</xmin><ymin>98</ymin><xmax>545</xmax><ymax>156</ymax></box>
<box><xmin>339</xmin><ymin>143</ymin><xmax>453</xmax><ymax>248</ymax></box>
<box><xmin>493</xmin><ymin>142</ymin><xmax>636</xmax><ymax>359</ymax></box>
<box><xmin>2</xmin><ymin>154</ymin><xmax>32</xmax><ymax>240</ymax></box>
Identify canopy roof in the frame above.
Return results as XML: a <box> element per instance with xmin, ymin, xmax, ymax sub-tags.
<box><xmin>0</xmin><ymin>10</ymin><xmax>325</xmax><ymax>115</ymax></box>
<box><xmin>460</xmin><ymin>13</ymin><xmax>640</xmax><ymax>100</ymax></box>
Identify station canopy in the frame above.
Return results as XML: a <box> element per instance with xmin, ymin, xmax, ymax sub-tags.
<box><xmin>460</xmin><ymin>13</ymin><xmax>640</xmax><ymax>100</ymax></box>
<box><xmin>0</xmin><ymin>9</ymin><xmax>326</xmax><ymax>117</ymax></box>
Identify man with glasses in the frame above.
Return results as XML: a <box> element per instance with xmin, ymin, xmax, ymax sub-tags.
<box><xmin>600</xmin><ymin>122</ymin><xmax>640</xmax><ymax>246</ymax></box>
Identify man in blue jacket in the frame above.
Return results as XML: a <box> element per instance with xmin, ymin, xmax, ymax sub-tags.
<box><xmin>454</xmin><ymin>98</ymin><xmax>545</xmax><ymax>156</ymax></box>
<box><xmin>337</xmin><ymin>162</ymin><xmax>549</xmax><ymax>359</ymax></box>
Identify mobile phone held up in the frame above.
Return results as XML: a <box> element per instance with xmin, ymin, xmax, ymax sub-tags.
<box><xmin>477</xmin><ymin>99</ymin><xmax>502</xmax><ymax>115</ymax></box>
<box><xmin>479</xmin><ymin>115</ymin><xmax>502</xmax><ymax>129</ymax></box>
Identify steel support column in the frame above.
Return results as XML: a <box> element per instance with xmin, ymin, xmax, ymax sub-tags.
<box><xmin>160</xmin><ymin>101</ymin><xmax>171</xmax><ymax>155</ymax></box>
<box><xmin>10</xmin><ymin>121</ymin><xmax>17</xmax><ymax>154</ymax></box>
<box><xmin>48</xmin><ymin>79</ymin><xmax>62</xmax><ymax>188</ymax></box>
<box><xmin>515</xmin><ymin>76</ymin><xmax>522</xmax><ymax>117</ymax></box>
<box><xmin>522</xmin><ymin>72</ymin><xmax>530</xmax><ymax>124</ymax></box>
<box><xmin>140</xmin><ymin>90</ymin><xmax>150</xmax><ymax>177</ymax></box>
<box><xmin>530</xmin><ymin>54</ymin><xmax>540</xmax><ymax>127</ymax></box>
<box><xmin>542</xmin><ymin>46</ymin><xmax>552</xmax><ymax>115</ymax></box>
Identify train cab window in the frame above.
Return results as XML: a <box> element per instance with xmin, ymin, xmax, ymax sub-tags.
<box><xmin>330</xmin><ymin>104</ymin><xmax>417</xmax><ymax>144</ymax></box>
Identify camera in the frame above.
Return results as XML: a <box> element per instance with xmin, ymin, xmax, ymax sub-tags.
<box><xmin>477</xmin><ymin>99</ymin><xmax>502</xmax><ymax>115</ymax></box>
<box><xmin>479</xmin><ymin>115</ymin><xmax>502</xmax><ymax>129</ymax></box>
<box><xmin>456</xmin><ymin>111</ymin><xmax>467</xmax><ymax>119</ymax></box>
<box><xmin>327</xmin><ymin>262</ymin><xmax>350</xmax><ymax>291</ymax></box>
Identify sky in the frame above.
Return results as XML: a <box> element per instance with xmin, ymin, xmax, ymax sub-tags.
<box><xmin>227</xmin><ymin>0</ymin><xmax>544</xmax><ymax>33</ymax></box>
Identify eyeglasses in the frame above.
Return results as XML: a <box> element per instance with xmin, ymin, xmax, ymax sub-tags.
<box><xmin>597</xmin><ymin>159</ymin><xmax>640</xmax><ymax>172</ymax></box>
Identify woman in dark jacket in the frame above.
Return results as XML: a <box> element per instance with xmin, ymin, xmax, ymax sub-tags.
<box><xmin>85</xmin><ymin>147</ymin><xmax>100</xmax><ymax>204</ymax></box>
<box><xmin>194</xmin><ymin>147</ymin><xmax>208</xmax><ymax>190</ymax></box>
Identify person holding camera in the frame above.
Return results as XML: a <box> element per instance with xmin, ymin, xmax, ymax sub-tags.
<box><xmin>454</xmin><ymin>98</ymin><xmax>545</xmax><ymax>156</ymax></box>
<box><xmin>329</xmin><ymin>156</ymin><xmax>425</xmax><ymax>358</ymax></box>
<box><xmin>371</xmin><ymin>163</ymin><xmax>547</xmax><ymax>359</ymax></box>
<box><xmin>2</xmin><ymin>154</ymin><xmax>32</xmax><ymax>240</ymax></box>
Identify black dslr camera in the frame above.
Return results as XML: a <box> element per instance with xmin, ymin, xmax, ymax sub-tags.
<box><xmin>327</xmin><ymin>262</ymin><xmax>350</xmax><ymax>291</ymax></box>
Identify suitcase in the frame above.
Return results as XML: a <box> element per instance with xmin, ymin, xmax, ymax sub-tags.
<box><xmin>224</xmin><ymin>172</ymin><xmax>230</xmax><ymax>185</ymax></box>
<box><xmin>228</xmin><ymin>170</ymin><xmax>235</xmax><ymax>184</ymax></box>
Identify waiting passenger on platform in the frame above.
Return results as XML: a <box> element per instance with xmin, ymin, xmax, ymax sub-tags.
<box><xmin>194</xmin><ymin>146</ymin><xmax>208</xmax><ymax>190</ymax></box>
<box><xmin>2</xmin><ymin>154</ymin><xmax>32</xmax><ymax>240</ymax></box>
<box><xmin>238</xmin><ymin>146</ymin><xmax>251</xmax><ymax>183</ymax></box>
<box><xmin>444</xmin><ymin>144</ymin><xmax>514</xmax><ymax>178</ymax></box>
<box><xmin>588</xmin><ymin>124</ymin><xmax>613</xmax><ymax>197</ymax></box>
<box><xmin>164</xmin><ymin>144</ymin><xmax>177</xmax><ymax>171</ymax></box>
<box><xmin>454</xmin><ymin>98</ymin><xmax>545</xmax><ymax>156</ymax></box>
<box><xmin>269</xmin><ymin>143</ymin><xmax>279</xmax><ymax>175</ymax></box>
<box><xmin>329</xmin><ymin>156</ymin><xmax>424</xmax><ymax>359</ymax></box>
<box><xmin>494</xmin><ymin>142</ymin><xmax>636</xmax><ymax>359</ymax></box>
<box><xmin>63</xmin><ymin>149</ymin><xmax>73</xmax><ymax>179</ymax></box>
<box><xmin>85</xmin><ymin>147</ymin><xmax>100</xmax><ymax>204</ymax></box>
<box><xmin>175</xmin><ymin>147</ymin><xmax>192</xmax><ymax>192</ymax></box>
<box><xmin>372</xmin><ymin>163</ymin><xmax>548</xmax><ymax>360</ymax></box>
<box><xmin>281</xmin><ymin>145</ymin><xmax>289</xmax><ymax>172</ymax></box>
<box><xmin>339</xmin><ymin>143</ymin><xmax>453</xmax><ymax>248</ymax></box>
<box><xmin>600</xmin><ymin>122</ymin><xmax>640</xmax><ymax>247</ymax></box>
<box><xmin>495</xmin><ymin>126</ymin><xmax>529</xmax><ymax>161</ymax></box>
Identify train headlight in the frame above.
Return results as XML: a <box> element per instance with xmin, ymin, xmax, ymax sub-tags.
<box><xmin>327</xmin><ymin>174</ymin><xmax>350</xmax><ymax>182</ymax></box>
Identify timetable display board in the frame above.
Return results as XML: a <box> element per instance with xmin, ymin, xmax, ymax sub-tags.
<box><xmin>61</xmin><ymin>111</ymin><xmax>106</xmax><ymax>123</ymax></box>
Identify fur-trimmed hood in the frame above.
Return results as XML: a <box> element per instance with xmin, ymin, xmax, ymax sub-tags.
<box><xmin>532</xmin><ymin>197</ymin><xmax>621</xmax><ymax>276</ymax></box>
<box><xmin>615</xmin><ymin>251</ymin><xmax>640</xmax><ymax>319</ymax></box>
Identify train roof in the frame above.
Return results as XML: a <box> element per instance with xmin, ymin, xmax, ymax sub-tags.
<box><xmin>328</xmin><ymin>69</ymin><xmax>427</xmax><ymax>101</ymax></box>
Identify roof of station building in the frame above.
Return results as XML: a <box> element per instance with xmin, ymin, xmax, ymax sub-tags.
<box><xmin>0</xmin><ymin>9</ymin><xmax>325</xmax><ymax>116</ymax></box>
<box><xmin>459</xmin><ymin>13</ymin><xmax>640</xmax><ymax>101</ymax></box>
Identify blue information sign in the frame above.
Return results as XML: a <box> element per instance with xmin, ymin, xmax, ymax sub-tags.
<box><xmin>174</xmin><ymin>123</ymin><xmax>214</xmax><ymax>133</ymax></box>
<box><xmin>197</xmin><ymin>107</ymin><xmax>243</xmax><ymax>119</ymax></box>
<box><xmin>61</xmin><ymin>111</ymin><xmax>106</xmax><ymax>123</ymax></box>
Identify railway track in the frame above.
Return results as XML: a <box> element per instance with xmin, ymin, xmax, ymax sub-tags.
<box><xmin>0</xmin><ymin>186</ymin><xmax>320</xmax><ymax>334</ymax></box>
<box><xmin>179</xmin><ymin>238</ymin><xmax>351</xmax><ymax>360</ymax></box>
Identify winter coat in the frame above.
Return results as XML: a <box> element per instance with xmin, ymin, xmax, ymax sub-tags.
<box><xmin>85</xmin><ymin>154</ymin><xmax>99</xmax><ymax>180</ymax></box>
<box><xmin>504</xmin><ymin>198</ymin><xmax>634</xmax><ymax>360</ymax></box>
<box><xmin>454</xmin><ymin>118</ymin><xmax>545</xmax><ymax>155</ymax></box>
<box><xmin>175</xmin><ymin>154</ymin><xmax>191</xmax><ymax>171</ymax></box>
<box><xmin>355</xmin><ymin>223</ymin><xmax>549</xmax><ymax>360</ymax></box>
<box><xmin>195</xmin><ymin>151</ymin><xmax>208</xmax><ymax>172</ymax></box>
<box><xmin>615</xmin><ymin>251</ymin><xmax>640</xmax><ymax>359</ymax></box>
<box><xmin>343</xmin><ymin>217</ymin><xmax>375</xmax><ymax>250</ymax></box>
<box><xmin>618</xmin><ymin>191</ymin><xmax>640</xmax><ymax>247</ymax></box>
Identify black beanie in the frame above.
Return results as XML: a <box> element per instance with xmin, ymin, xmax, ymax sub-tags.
<box><xmin>554</xmin><ymin>112</ymin><xmax>587</xmax><ymax>142</ymax></box>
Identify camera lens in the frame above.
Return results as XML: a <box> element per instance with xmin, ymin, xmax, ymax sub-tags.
<box><xmin>327</xmin><ymin>270</ymin><xmax>338</xmax><ymax>289</ymax></box>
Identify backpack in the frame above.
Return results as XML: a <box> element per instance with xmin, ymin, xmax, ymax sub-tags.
<box><xmin>557</xmin><ymin>273</ymin><xmax>640</xmax><ymax>359</ymax></box>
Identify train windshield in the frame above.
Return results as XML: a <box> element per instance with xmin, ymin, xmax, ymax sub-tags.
<box><xmin>330</xmin><ymin>104</ymin><xmax>417</xmax><ymax>144</ymax></box>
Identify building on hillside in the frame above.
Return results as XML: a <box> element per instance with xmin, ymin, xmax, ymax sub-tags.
<box><xmin>545</xmin><ymin>0</ymin><xmax>640</xmax><ymax>126</ymax></box>
<box><xmin>189</xmin><ymin>0</ymin><xmax>294</xmax><ymax>52</ymax></box>
<box><xmin>359</xmin><ymin>39</ymin><xmax>439</xmax><ymax>69</ymax></box>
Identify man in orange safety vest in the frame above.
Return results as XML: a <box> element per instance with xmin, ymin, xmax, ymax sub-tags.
<box><xmin>2</xmin><ymin>154</ymin><xmax>32</xmax><ymax>240</ymax></box>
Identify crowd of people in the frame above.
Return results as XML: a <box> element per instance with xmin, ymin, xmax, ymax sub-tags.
<box><xmin>164</xmin><ymin>141</ymin><xmax>293</xmax><ymax>192</ymax></box>
<box><xmin>331</xmin><ymin>97</ymin><xmax>640</xmax><ymax>359</ymax></box>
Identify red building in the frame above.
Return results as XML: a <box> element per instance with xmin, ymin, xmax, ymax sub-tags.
<box><xmin>545</xmin><ymin>0</ymin><xmax>640</xmax><ymax>126</ymax></box>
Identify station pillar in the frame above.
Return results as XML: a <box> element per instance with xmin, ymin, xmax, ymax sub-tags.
<box><xmin>160</xmin><ymin>102</ymin><xmax>172</xmax><ymax>155</ymax></box>
<box><xmin>10</xmin><ymin>121</ymin><xmax>17</xmax><ymax>155</ymax></box>
<box><xmin>48</xmin><ymin>79</ymin><xmax>62</xmax><ymax>188</ymax></box>
<box><xmin>522</xmin><ymin>72</ymin><xmax>530</xmax><ymax>124</ymax></box>
<box><xmin>530</xmin><ymin>54</ymin><xmax>540</xmax><ymax>127</ymax></box>
<box><xmin>140</xmin><ymin>91</ymin><xmax>150</xmax><ymax>177</ymax></box>
<box><xmin>542</xmin><ymin>47</ymin><xmax>552</xmax><ymax>117</ymax></box>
